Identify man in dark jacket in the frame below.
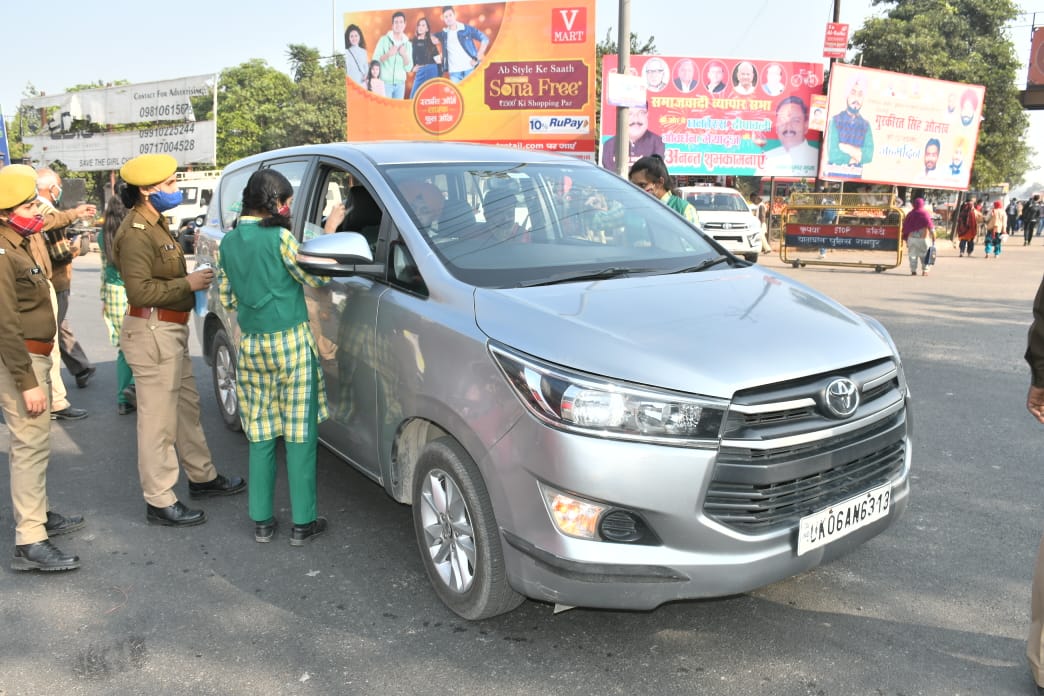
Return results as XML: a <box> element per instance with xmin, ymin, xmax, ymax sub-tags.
<box><xmin>1023</xmin><ymin>194</ymin><xmax>1041</xmax><ymax>246</ymax></box>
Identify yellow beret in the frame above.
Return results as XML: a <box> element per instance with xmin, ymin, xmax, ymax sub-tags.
<box><xmin>0</xmin><ymin>169</ymin><xmax>38</xmax><ymax>210</ymax></box>
<box><xmin>120</xmin><ymin>154</ymin><xmax>178</xmax><ymax>187</ymax></box>
<box><xmin>2</xmin><ymin>164</ymin><xmax>38</xmax><ymax>179</ymax></box>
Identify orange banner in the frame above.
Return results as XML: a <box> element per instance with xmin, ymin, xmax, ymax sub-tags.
<box><xmin>344</xmin><ymin>1</ymin><xmax>597</xmax><ymax>160</ymax></box>
<box><xmin>1030</xmin><ymin>26</ymin><xmax>1044</xmax><ymax>86</ymax></box>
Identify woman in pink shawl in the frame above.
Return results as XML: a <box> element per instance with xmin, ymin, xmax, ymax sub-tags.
<box><xmin>903</xmin><ymin>198</ymin><xmax>936</xmax><ymax>276</ymax></box>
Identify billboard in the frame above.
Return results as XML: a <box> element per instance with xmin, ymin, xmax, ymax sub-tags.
<box><xmin>1029</xmin><ymin>26</ymin><xmax>1044</xmax><ymax>87</ymax></box>
<box><xmin>818</xmin><ymin>63</ymin><xmax>984</xmax><ymax>190</ymax></box>
<box><xmin>599</xmin><ymin>55</ymin><xmax>824</xmax><ymax>177</ymax></box>
<box><xmin>19</xmin><ymin>75</ymin><xmax>213</xmax><ymax>125</ymax></box>
<box><xmin>343</xmin><ymin>1</ymin><xmax>597</xmax><ymax>159</ymax></box>
<box><xmin>23</xmin><ymin>121</ymin><xmax>217</xmax><ymax>172</ymax></box>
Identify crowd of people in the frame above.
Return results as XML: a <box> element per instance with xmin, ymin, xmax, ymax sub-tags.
<box><xmin>345</xmin><ymin>6</ymin><xmax>489</xmax><ymax>98</ymax></box>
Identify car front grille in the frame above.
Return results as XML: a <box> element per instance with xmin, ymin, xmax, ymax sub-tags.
<box><xmin>703</xmin><ymin>358</ymin><xmax>907</xmax><ymax>534</ymax></box>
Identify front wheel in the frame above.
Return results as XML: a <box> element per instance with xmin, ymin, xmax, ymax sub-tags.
<box><xmin>209</xmin><ymin>328</ymin><xmax>242</xmax><ymax>432</ymax></box>
<box><xmin>412</xmin><ymin>437</ymin><xmax>524</xmax><ymax>620</ymax></box>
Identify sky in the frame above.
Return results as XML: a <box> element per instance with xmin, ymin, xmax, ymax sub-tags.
<box><xmin>5</xmin><ymin>0</ymin><xmax>1044</xmax><ymax>179</ymax></box>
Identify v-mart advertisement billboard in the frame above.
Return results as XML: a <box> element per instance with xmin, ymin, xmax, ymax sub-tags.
<box><xmin>344</xmin><ymin>1</ymin><xmax>596</xmax><ymax>160</ymax></box>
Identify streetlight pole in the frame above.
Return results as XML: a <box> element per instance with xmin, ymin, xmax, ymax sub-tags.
<box><xmin>614</xmin><ymin>0</ymin><xmax>631</xmax><ymax>177</ymax></box>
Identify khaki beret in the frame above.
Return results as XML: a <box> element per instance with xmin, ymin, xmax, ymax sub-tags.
<box><xmin>120</xmin><ymin>154</ymin><xmax>178</xmax><ymax>187</ymax></box>
<box><xmin>0</xmin><ymin>169</ymin><xmax>39</xmax><ymax>210</ymax></box>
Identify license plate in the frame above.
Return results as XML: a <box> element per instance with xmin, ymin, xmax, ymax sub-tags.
<box><xmin>797</xmin><ymin>483</ymin><xmax>891</xmax><ymax>556</ymax></box>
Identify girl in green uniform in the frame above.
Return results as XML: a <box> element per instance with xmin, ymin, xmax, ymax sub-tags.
<box><xmin>98</xmin><ymin>191</ymin><xmax>135</xmax><ymax>414</ymax></box>
<box><xmin>217</xmin><ymin>170</ymin><xmax>331</xmax><ymax>545</ymax></box>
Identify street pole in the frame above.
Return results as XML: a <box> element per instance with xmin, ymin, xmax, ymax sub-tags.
<box><xmin>614</xmin><ymin>0</ymin><xmax>631</xmax><ymax>177</ymax></box>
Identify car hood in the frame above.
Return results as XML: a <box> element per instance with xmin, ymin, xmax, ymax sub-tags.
<box><xmin>473</xmin><ymin>268</ymin><xmax>891</xmax><ymax>398</ymax></box>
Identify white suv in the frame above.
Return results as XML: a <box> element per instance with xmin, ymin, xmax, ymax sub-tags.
<box><xmin>679</xmin><ymin>186</ymin><xmax>762</xmax><ymax>262</ymax></box>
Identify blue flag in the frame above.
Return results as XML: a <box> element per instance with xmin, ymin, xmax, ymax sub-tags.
<box><xmin>0</xmin><ymin>107</ymin><xmax>9</xmax><ymax>166</ymax></box>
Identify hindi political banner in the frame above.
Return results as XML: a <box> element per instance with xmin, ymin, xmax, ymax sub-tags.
<box><xmin>1029</xmin><ymin>27</ymin><xmax>1044</xmax><ymax>87</ymax></box>
<box><xmin>0</xmin><ymin>107</ymin><xmax>9</xmax><ymax>166</ymax></box>
<box><xmin>818</xmin><ymin>63</ymin><xmax>984</xmax><ymax>190</ymax></box>
<box><xmin>599</xmin><ymin>55</ymin><xmax>823</xmax><ymax>177</ymax></box>
<box><xmin>343</xmin><ymin>1</ymin><xmax>596</xmax><ymax>160</ymax></box>
<box><xmin>22</xmin><ymin>121</ymin><xmax>217</xmax><ymax>172</ymax></box>
<box><xmin>19</xmin><ymin>75</ymin><xmax>214</xmax><ymax>125</ymax></box>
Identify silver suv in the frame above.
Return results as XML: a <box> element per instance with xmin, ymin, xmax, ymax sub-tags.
<box><xmin>678</xmin><ymin>185</ymin><xmax>763</xmax><ymax>262</ymax></box>
<box><xmin>194</xmin><ymin>142</ymin><xmax>911</xmax><ymax>619</ymax></box>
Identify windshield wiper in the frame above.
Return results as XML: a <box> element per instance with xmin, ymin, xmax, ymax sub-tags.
<box><xmin>518</xmin><ymin>266</ymin><xmax>639</xmax><ymax>288</ymax></box>
<box><xmin>669</xmin><ymin>255</ymin><xmax>731</xmax><ymax>274</ymax></box>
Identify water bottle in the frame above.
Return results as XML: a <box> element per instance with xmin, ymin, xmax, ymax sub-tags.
<box><xmin>194</xmin><ymin>262</ymin><xmax>212</xmax><ymax>315</ymax></box>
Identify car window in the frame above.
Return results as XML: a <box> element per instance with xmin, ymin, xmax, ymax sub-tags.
<box><xmin>306</xmin><ymin>164</ymin><xmax>387</xmax><ymax>262</ymax></box>
<box><xmin>382</xmin><ymin>162</ymin><xmax>719</xmax><ymax>288</ymax></box>
<box><xmin>218</xmin><ymin>165</ymin><xmax>258</xmax><ymax>231</ymax></box>
<box><xmin>686</xmin><ymin>192</ymin><xmax>750</xmax><ymax>213</ymax></box>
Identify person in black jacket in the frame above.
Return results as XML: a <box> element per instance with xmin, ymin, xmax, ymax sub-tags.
<box><xmin>1023</xmin><ymin>194</ymin><xmax>1041</xmax><ymax>246</ymax></box>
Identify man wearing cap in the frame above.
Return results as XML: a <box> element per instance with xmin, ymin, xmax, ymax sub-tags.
<box><xmin>36</xmin><ymin>168</ymin><xmax>97</xmax><ymax>391</ymax></box>
<box><xmin>1</xmin><ymin>164</ymin><xmax>88</xmax><ymax>422</ymax></box>
<box><xmin>0</xmin><ymin>167</ymin><xmax>84</xmax><ymax>571</ymax></box>
<box><xmin>113</xmin><ymin>154</ymin><xmax>244</xmax><ymax>527</ymax></box>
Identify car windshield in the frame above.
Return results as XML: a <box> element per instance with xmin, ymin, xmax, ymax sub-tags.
<box><xmin>383</xmin><ymin>162</ymin><xmax>721</xmax><ymax>288</ymax></box>
<box><xmin>686</xmin><ymin>192</ymin><xmax>750</xmax><ymax>213</ymax></box>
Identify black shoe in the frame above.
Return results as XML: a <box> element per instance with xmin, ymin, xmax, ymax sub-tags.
<box><xmin>255</xmin><ymin>518</ymin><xmax>277</xmax><ymax>543</ymax></box>
<box><xmin>75</xmin><ymin>367</ymin><xmax>96</xmax><ymax>389</ymax></box>
<box><xmin>290</xmin><ymin>517</ymin><xmax>328</xmax><ymax>546</ymax></box>
<box><xmin>122</xmin><ymin>384</ymin><xmax>137</xmax><ymax>407</ymax></box>
<box><xmin>44</xmin><ymin>510</ymin><xmax>85</xmax><ymax>536</ymax></box>
<box><xmin>117</xmin><ymin>402</ymin><xmax>136</xmax><ymax>415</ymax></box>
<box><xmin>146</xmin><ymin>501</ymin><xmax>207</xmax><ymax>527</ymax></box>
<box><xmin>51</xmin><ymin>406</ymin><xmax>88</xmax><ymax>421</ymax></box>
<box><xmin>187</xmin><ymin>474</ymin><xmax>246</xmax><ymax>498</ymax></box>
<box><xmin>11</xmin><ymin>539</ymin><xmax>80</xmax><ymax>571</ymax></box>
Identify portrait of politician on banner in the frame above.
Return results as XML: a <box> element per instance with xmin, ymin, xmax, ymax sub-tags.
<box><xmin>600</xmin><ymin>55</ymin><xmax>822</xmax><ymax>177</ymax></box>
<box><xmin>342</xmin><ymin>1</ymin><xmax>597</xmax><ymax>160</ymax></box>
<box><xmin>818</xmin><ymin>63</ymin><xmax>984</xmax><ymax>190</ymax></box>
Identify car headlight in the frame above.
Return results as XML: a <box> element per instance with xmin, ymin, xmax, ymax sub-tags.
<box><xmin>859</xmin><ymin>314</ymin><xmax>908</xmax><ymax>393</ymax></box>
<box><xmin>489</xmin><ymin>344</ymin><xmax>726</xmax><ymax>447</ymax></box>
<box><xmin>747</xmin><ymin>232</ymin><xmax>760</xmax><ymax>246</ymax></box>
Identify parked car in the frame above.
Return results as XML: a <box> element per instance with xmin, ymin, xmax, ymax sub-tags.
<box><xmin>193</xmin><ymin>142</ymin><xmax>911</xmax><ymax>620</ymax></box>
<box><xmin>678</xmin><ymin>185</ymin><xmax>763</xmax><ymax>262</ymax></box>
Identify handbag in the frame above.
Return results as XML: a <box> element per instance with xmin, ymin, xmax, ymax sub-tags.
<box><xmin>923</xmin><ymin>244</ymin><xmax>937</xmax><ymax>267</ymax></box>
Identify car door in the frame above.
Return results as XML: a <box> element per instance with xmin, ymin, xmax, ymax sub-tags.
<box><xmin>301</xmin><ymin>158</ymin><xmax>387</xmax><ymax>482</ymax></box>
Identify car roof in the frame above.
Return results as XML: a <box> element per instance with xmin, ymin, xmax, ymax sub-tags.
<box><xmin>224</xmin><ymin>141</ymin><xmax>582</xmax><ymax>170</ymax></box>
<box><xmin>677</xmin><ymin>186</ymin><xmax>744</xmax><ymax>196</ymax></box>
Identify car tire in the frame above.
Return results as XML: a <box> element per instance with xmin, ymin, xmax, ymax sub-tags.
<box><xmin>412</xmin><ymin>437</ymin><xmax>524</xmax><ymax>620</ymax></box>
<box><xmin>744</xmin><ymin>253</ymin><xmax>759</xmax><ymax>263</ymax></box>
<box><xmin>210</xmin><ymin>328</ymin><xmax>242</xmax><ymax>432</ymax></box>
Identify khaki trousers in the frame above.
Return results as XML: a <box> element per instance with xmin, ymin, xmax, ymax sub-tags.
<box><xmin>46</xmin><ymin>282</ymin><xmax>71</xmax><ymax>412</ymax></box>
<box><xmin>0</xmin><ymin>353</ymin><xmax>53</xmax><ymax>545</ymax></box>
<box><xmin>1030</xmin><ymin>533</ymin><xmax>1044</xmax><ymax>686</ymax></box>
<box><xmin>120</xmin><ymin>314</ymin><xmax>216</xmax><ymax>508</ymax></box>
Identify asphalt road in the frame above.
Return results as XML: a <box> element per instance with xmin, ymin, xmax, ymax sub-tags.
<box><xmin>2</xmin><ymin>235</ymin><xmax>1043</xmax><ymax>696</ymax></box>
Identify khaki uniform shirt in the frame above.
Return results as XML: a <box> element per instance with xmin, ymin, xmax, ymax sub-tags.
<box><xmin>1028</xmin><ymin>279</ymin><xmax>1044</xmax><ymax>388</ymax></box>
<box><xmin>112</xmin><ymin>203</ymin><xmax>193</xmax><ymax>312</ymax></box>
<box><xmin>39</xmin><ymin>199</ymin><xmax>79</xmax><ymax>293</ymax></box>
<box><xmin>0</xmin><ymin>225</ymin><xmax>57</xmax><ymax>391</ymax></box>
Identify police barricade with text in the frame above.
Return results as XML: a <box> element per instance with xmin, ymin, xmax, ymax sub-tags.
<box><xmin>780</xmin><ymin>192</ymin><xmax>904</xmax><ymax>273</ymax></box>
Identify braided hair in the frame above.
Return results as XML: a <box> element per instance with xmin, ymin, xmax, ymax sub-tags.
<box><xmin>240</xmin><ymin>168</ymin><xmax>293</xmax><ymax>229</ymax></box>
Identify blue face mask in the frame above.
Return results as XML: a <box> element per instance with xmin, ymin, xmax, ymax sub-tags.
<box><xmin>150</xmin><ymin>189</ymin><xmax>183</xmax><ymax>213</ymax></box>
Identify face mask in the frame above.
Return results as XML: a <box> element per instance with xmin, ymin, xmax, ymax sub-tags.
<box><xmin>149</xmin><ymin>189</ymin><xmax>184</xmax><ymax>213</ymax></box>
<box><xmin>5</xmin><ymin>213</ymin><xmax>45</xmax><ymax>237</ymax></box>
<box><xmin>277</xmin><ymin>204</ymin><xmax>291</xmax><ymax>218</ymax></box>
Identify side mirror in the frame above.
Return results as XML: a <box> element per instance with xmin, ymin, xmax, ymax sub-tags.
<box><xmin>297</xmin><ymin>232</ymin><xmax>380</xmax><ymax>276</ymax></box>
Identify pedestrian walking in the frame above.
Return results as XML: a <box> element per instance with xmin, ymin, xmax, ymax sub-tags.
<box><xmin>112</xmin><ymin>154</ymin><xmax>244</xmax><ymax>527</ymax></box>
<box><xmin>984</xmin><ymin>199</ymin><xmax>1006</xmax><ymax>258</ymax></box>
<box><xmin>216</xmin><ymin>169</ymin><xmax>331</xmax><ymax>545</ymax></box>
<box><xmin>902</xmin><ymin>198</ymin><xmax>935</xmax><ymax>276</ymax></box>
<box><xmin>0</xmin><ymin>167</ymin><xmax>84</xmax><ymax>572</ymax></box>
<box><xmin>1024</xmin><ymin>195</ymin><xmax>1041</xmax><ymax>246</ymax></box>
<box><xmin>956</xmin><ymin>197</ymin><xmax>978</xmax><ymax>257</ymax></box>
<box><xmin>98</xmin><ymin>190</ymin><xmax>136</xmax><ymax>415</ymax></box>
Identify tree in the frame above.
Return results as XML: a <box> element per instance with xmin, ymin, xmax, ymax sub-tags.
<box><xmin>209</xmin><ymin>59</ymin><xmax>295</xmax><ymax>165</ymax></box>
<box><xmin>283</xmin><ymin>44</ymin><xmax>347</xmax><ymax>147</ymax></box>
<box><xmin>594</xmin><ymin>28</ymin><xmax>657</xmax><ymax>137</ymax></box>
<box><xmin>849</xmin><ymin>0</ymin><xmax>1030</xmax><ymax>189</ymax></box>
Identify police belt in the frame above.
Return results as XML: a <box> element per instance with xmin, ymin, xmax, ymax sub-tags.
<box><xmin>127</xmin><ymin>306</ymin><xmax>191</xmax><ymax>325</ymax></box>
<box><xmin>24</xmin><ymin>339</ymin><xmax>54</xmax><ymax>356</ymax></box>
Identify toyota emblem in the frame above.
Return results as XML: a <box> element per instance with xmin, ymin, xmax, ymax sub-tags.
<box><xmin>823</xmin><ymin>378</ymin><xmax>859</xmax><ymax>418</ymax></box>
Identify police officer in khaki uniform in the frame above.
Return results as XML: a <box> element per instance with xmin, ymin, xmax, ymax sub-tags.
<box><xmin>113</xmin><ymin>154</ymin><xmax>244</xmax><ymax>526</ymax></box>
<box><xmin>0</xmin><ymin>168</ymin><xmax>83</xmax><ymax>571</ymax></box>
